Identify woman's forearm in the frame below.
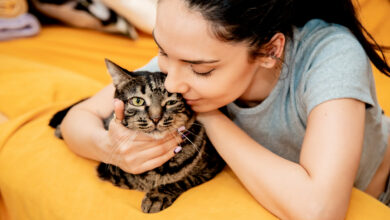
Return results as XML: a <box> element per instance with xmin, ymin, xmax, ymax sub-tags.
<box><xmin>61</xmin><ymin>106</ymin><xmax>109</xmax><ymax>162</ymax></box>
<box><xmin>60</xmin><ymin>84</ymin><xmax>115</xmax><ymax>162</ymax></box>
<box><xmin>200</xmin><ymin>112</ymin><xmax>345</xmax><ymax>220</ymax></box>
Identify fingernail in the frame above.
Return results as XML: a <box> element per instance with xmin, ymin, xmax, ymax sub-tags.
<box><xmin>174</xmin><ymin>146</ymin><xmax>182</xmax><ymax>154</ymax></box>
<box><xmin>114</xmin><ymin>99</ymin><xmax>120</xmax><ymax>107</ymax></box>
<box><xmin>178</xmin><ymin>126</ymin><xmax>186</xmax><ymax>133</ymax></box>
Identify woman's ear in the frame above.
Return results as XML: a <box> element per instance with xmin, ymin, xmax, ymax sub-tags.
<box><xmin>255</xmin><ymin>33</ymin><xmax>285</xmax><ymax>69</ymax></box>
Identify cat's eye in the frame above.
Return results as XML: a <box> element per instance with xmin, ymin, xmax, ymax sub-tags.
<box><xmin>130</xmin><ymin>97</ymin><xmax>145</xmax><ymax>106</ymax></box>
<box><xmin>166</xmin><ymin>100</ymin><xmax>178</xmax><ymax>106</ymax></box>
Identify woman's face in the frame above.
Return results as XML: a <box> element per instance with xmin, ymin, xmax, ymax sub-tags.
<box><xmin>154</xmin><ymin>0</ymin><xmax>263</xmax><ymax>112</ymax></box>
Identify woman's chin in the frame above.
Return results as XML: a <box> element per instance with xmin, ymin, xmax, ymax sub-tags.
<box><xmin>190</xmin><ymin>105</ymin><xmax>219</xmax><ymax>113</ymax></box>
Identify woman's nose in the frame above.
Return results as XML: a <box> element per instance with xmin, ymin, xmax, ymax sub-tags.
<box><xmin>164</xmin><ymin>64</ymin><xmax>189</xmax><ymax>94</ymax></box>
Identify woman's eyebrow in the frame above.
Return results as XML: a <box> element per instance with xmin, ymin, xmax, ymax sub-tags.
<box><xmin>152</xmin><ymin>30</ymin><xmax>220</xmax><ymax>65</ymax></box>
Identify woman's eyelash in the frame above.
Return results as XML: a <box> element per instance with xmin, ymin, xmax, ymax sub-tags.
<box><xmin>159</xmin><ymin>50</ymin><xmax>167</xmax><ymax>56</ymax></box>
<box><xmin>158</xmin><ymin>51</ymin><xmax>214</xmax><ymax>77</ymax></box>
<box><xmin>192</xmin><ymin>69</ymin><xmax>214</xmax><ymax>77</ymax></box>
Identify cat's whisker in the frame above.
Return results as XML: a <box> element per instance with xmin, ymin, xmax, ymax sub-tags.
<box><xmin>167</xmin><ymin>128</ymin><xmax>184</xmax><ymax>146</ymax></box>
<box><xmin>176</xmin><ymin>129</ymin><xmax>201</xmax><ymax>154</ymax></box>
<box><xmin>179</xmin><ymin>128</ymin><xmax>205</xmax><ymax>141</ymax></box>
<box><xmin>167</xmin><ymin>128</ymin><xmax>185</xmax><ymax>148</ymax></box>
<box><xmin>167</xmin><ymin>127</ymin><xmax>201</xmax><ymax>154</ymax></box>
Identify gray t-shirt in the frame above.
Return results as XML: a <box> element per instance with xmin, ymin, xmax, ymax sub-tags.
<box><xmin>139</xmin><ymin>19</ymin><xmax>388</xmax><ymax>190</ymax></box>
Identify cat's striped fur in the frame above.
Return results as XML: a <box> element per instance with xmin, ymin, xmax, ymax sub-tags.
<box><xmin>96</xmin><ymin>59</ymin><xmax>225</xmax><ymax>213</ymax></box>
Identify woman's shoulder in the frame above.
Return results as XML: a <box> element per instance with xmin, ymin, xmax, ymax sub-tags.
<box><xmin>290</xmin><ymin>19</ymin><xmax>368</xmax><ymax>70</ymax></box>
<box><xmin>296</xmin><ymin>19</ymin><xmax>366</xmax><ymax>54</ymax></box>
<box><xmin>296</xmin><ymin>18</ymin><xmax>355</xmax><ymax>41</ymax></box>
<box><xmin>288</xmin><ymin>19</ymin><xmax>374</xmax><ymax>118</ymax></box>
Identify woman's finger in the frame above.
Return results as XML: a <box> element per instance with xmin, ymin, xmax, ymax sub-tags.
<box><xmin>120</xmin><ymin>135</ymin><xmax>183</xmax><ymax>174</ymax></box>
<box><xmin>122</xmin><ymin>144</ymin><xmax>177</xmax><ymax>171</ymax></box>
<box><xmin>133</xmin><ymin>146</ymin><xmax>179</xmax><ymax>174</ymax></box>
<box><xmin>113</xmin><ymin>99</ymin><xmax>124</xmax><ymax>122</ymax></box>
<box><xmin>140</xmin><ymin>137</ymin><xmax>181</xmax><ymax>159</ymax></box>
<box><xmin>116</xmin><ymin>132</ymin><xmax>182</xmax><ymax>158</ymax></box>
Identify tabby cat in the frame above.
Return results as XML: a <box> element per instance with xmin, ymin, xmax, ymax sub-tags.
<box><xmin>50</xmin><ymin>59</ymin><xmax>225</xmax><ymax>213</ymax></box>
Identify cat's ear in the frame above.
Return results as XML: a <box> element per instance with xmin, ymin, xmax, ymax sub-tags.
<box><xmin>104</xmin><ymin>59</ymin><xmax>133</xmax><ymax>87</ymax></box>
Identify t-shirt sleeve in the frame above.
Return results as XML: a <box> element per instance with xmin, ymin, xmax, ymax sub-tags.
<box><xmin>301</xmin><ymin>31</ymin><xmax>375</xmax><ymax>116</ymax></box>
<box><xmin>136</xmin><ymin>56</ymin><xmax>161</xmax><ymax>72</ymax></box>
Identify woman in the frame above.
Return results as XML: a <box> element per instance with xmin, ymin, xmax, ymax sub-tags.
<box><xmin>61</xmin><ymin>0</ymin><xmax>390</xmax><ymax>219</ymax></box>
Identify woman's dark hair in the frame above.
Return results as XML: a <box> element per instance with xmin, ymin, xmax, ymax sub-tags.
<box><xmin>183</xmin><ymin>0</ymin><xmax>390</xmax><ymax>77</ymax></box>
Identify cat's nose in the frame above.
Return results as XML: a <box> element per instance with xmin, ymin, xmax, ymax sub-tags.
<box><xmin>151</xmin><ymin>117</ymin><xmax>161</xmax><ymax>124</ymax></box>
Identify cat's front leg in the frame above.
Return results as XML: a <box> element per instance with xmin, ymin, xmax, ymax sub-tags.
<box><xmin>141</xmin><ymin>188</ymin><xmax>181</xmax><ymax>213</ymax></box>
<box><xmin>141</xmin><ymin>175</ymin><xmax>206</xmax><ymax>213</ymax></box>
<box><xmin>96</xmin><ymin>163</ymin><xmax>137</xmax><ymax>190</ymax></box>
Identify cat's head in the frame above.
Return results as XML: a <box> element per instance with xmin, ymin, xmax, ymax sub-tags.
<box><xmin>105</xmin><ymin>59</ymin><xmax>194</xmax><ymax>139</ymax></box>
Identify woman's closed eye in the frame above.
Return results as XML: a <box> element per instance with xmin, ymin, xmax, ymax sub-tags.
<box><xmin>159</xmin><ymin>50</ymin><xmax>168</xmax><ymax>57</ymax></box>
<box><xmin>191</xmin><ymin>65</ymin><xmax>215</xmax><ymax>77</ymax></box>
<box><xmin>158</xmin><ymin>49</ymin><xmax>215</xmax><ymax>77</ymax></box>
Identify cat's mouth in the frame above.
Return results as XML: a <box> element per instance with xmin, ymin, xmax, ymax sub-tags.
<box><xmin>140</xmin><ymin>123</ymin><xmax>185</xmax><ymax>140</ymax></box>
<box><xmin>131</xmin><ymin>116</ymin><xmax>193</xmax><ymax>139</ymax></box>
<box><xmin>145</xmin><ymin>128</ymin><xmax>173</xmax><ymax>140</ymax></box>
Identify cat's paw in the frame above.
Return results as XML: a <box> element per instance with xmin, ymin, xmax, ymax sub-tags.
<box><xmin>141</xmin><ymin>191</ymin><xmax>178</xmax><ymax>213</ymax></box>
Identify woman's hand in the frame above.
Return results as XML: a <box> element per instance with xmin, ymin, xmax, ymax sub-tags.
<box><xmin>104</xmin><ymin>99</ymin><xmax>183</xmax><ymax>174</ymax></box>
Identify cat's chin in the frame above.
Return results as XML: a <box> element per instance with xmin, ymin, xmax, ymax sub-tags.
<box><xmin>145</xmin><ymin>130</ymin><xmax>171</xmax><ymax>140</ymax></box>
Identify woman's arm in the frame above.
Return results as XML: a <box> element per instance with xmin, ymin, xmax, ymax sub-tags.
<box><xmin>197</xmin><ymin>98</ymin><xmax>365</xmax><ymax>220</ymax></box>
<box><xmin>61</xmin><ymin>84</ymin><xmax>116</xmax><ymax>162</ymax></box>
<box><xmin>60</xmin><ymin>84</ymin><xmax>182</xmax><ymax>174</ymax></box>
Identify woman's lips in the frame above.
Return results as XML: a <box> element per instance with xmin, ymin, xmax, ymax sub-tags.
<box><xmin>185</xmin><ymin>98</ymin><xmax>200</xmax><ymax>105</ymax></box>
